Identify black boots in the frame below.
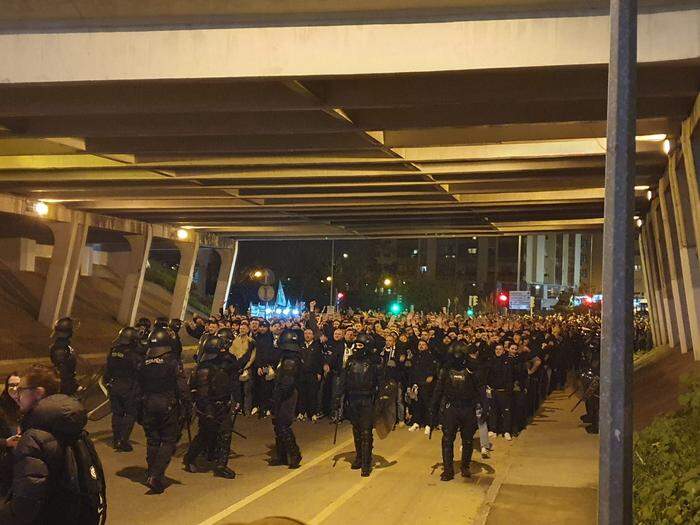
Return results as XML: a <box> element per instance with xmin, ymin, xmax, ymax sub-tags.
<box><xmin>360</xmin><ymin>430</ymin><xmax>373</xmax><ymax>477</ymax></box>
<box><xmin>269</xmin><ymin>437</ymin><xmax>288</xmax><ymax>466</ymax></box>
<box><xmin>351</xmin><ymin>429</ymin><xmax>362</xmax><ymax>469</ymax></box>
<box><xmin>441</xmin><ymin>442</ymin><xmax>455</xmax><ymax>481</ymax></box>
<box><xmin>214</xmin><ymin>465</ymin><xmax>236</xmax><ymax>479</ymax></box>
<box><xmin>283</xmin><ymin>432</ymin><xmax>302</xmax><ymax>469</ymax></box>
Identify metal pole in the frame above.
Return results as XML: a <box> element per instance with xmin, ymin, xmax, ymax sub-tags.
<box><xmin>329</xmin><ymin>239</ymin><xmax>335</xmax><ymax>308</ymax></box>
<box><xmin>600</xmin><ymin>1</ymin><xmax>636</xmax><ymax>523</ymax></box>
<box><xmin>516</xmin><ymin>235</ymin><xmax>523</xmax><ymax>291</ymax></box>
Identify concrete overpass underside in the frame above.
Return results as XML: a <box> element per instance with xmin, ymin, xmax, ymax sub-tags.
<box><xmin>0</xmin><ymin>3</ymin><xmax>698</xmax><ymax>241</ymax></box>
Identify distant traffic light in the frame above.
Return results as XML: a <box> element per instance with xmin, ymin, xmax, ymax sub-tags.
<box><xmin>498</xmin><ymin>292</ymin><xmax>509</xmax><ymax>307</ymax></box>
<box><xmin>466</xmin><ymin>308</ymin><xmax>474</xmax><ymax>317</ymax></box>
<box><xmin>389</xmin><ymin>302</ymin><xmax>402</xmax><ymax>314</ymax></box>
<box><xmin>337</xmin><ymin>292</ymin><xmax>345</xmax><ymax>300</ymax></box>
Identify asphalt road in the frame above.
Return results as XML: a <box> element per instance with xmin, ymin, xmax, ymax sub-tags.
<box><xmin>89</xmin><ymin>410</ymin><xmax>503</xmax><ymax>525</ymax></box>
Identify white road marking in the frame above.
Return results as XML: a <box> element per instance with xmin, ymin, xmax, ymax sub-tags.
<box><xmin>307</xmin><ymin>439</ymin><xmax>418</xmax><ymax>525</ymax></box>
<box><xmin>196</xmin><ymin>437</ymin><xmax>355</xmax><ymax>525</ymax></box>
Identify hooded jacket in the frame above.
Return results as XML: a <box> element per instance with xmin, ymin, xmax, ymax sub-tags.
<box><xmin>0</xmin><ymin>394</ymin><xmax>87</xmax><ymax>525</ymax></box>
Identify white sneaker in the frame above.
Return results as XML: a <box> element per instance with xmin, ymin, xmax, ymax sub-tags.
<box><xmin>488</xmin><ymin>431</ymin><xmax>496</xmax><ymax>438</ymax></box>
<box><xmin>481</xmin><ymin>446</ymin><xmax>490</xmax><ymax>459</ymax></box>
<box><xmin>251</xmin><ymin>407</ymin><xmax>259</xmax><ymax>416</ymax></box>
<box><xmin>504</xmin><ymin>432</ymin><xmax>512</xmax><ymax>441</ymax></box>
<box><xmin>265</xmin><ymin>410</ymin><xmax>272</xmax><ymax>417</ymax></box>
<box><xmin>297</xmin><ymin>414</ymin><xmax>304</xmax><ymax>421</ymax></box>
<box><xmin>311</xmin><ymin>414</ymin><xmax>319</xmax><ymax>422</ymax></box>
<box><xmin>424</xmin><ymin>425</ymin><xmax>431</xmax><ymax>436</ymax></box>
<box><xmin>409</xmin><ymin>423</ymin><xmax>420</xmax><ymax>432</ymax></box>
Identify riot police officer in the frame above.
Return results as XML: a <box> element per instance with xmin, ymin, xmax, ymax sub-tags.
<box><xmin>430</xmin><ymin>340</ymin><xmax>480</xmax><ymax>481</ymax></box>
<box><xmin>336</xmin><ymin>332</ymin><xmax>382</xmax><ymax>477</ymax></box>
<box><xmin>183</xmin><ymin>335</ymin><xmax>240</xmax><ymax>479</ymax></box>
<box><xmin>169</xmin><ymin>319</ymin><xmax>184</xmax><ymax>362</ymax></box>
<box><xmin>49</xmin><ymin>317</ymin><xmax>79</xmax><ymax>396</ymax></box>
<box><xmin>105</xmin><ymin>326</ymin><xmax>144</xmax><ymax>452</ymax></box>
<box><xmin>268</xmin><ymin>329</ymin><xmax>303</xmax><ymax>469</ymax></box>
<box><xmin>138</xmin><ymin>326</ymin><xmax>184</xmax><ymax>493</ymax></box>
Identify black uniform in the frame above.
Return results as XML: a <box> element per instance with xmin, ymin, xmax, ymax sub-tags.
<box><xmin>184</xmin><ymin>336</ymin><xmax>240</xmax><ymax>478</ymax></box>
<box><xmin>105</xmin><ymin>327</ymin><xmax>144</xmax><ymax>451</ymax></box>
<box><xmin>337</xmin><ymin>333</ymin><xmax>382</xmax><ymax>477</ymax></box>
<box><xmin>138</xmin><ymin>327</ymin><xmax>185</xmax><ymax>493</ymax></box>
<box><xmin>431</xmin><ymin>341</ymin><xmax>480</xmax><ymax>481</ymax></box>
<box><xmin>269</xmin><ymin>330</ymin><xmax>303</xmax><ymax>469</ymax></box>
<box><xmin>49</xmin><ymin>317</ymin><xmax>79</xmax><ymax>396</ymax></box>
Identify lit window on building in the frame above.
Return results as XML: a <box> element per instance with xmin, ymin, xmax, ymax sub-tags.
<box><xmin>420</xmin><ymin>265</ymin><xmax>428</xmax><ymax>273</ymax></box>
<box><xmin>467</xmin><ymin>248</ymin><xmax>477</xmax><ymax>254</ymax></box>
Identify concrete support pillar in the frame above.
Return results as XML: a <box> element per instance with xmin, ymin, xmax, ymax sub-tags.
<box><xmin>642</xmin><ymin>222</ymin><xmax>668</xmax><ymax>345</ymax></box>
<box><xmin>650</xmin><ymin>208</ymin><xmax>678</xmax><ymax>348</ymax></box>
<box><xmin>58</xmin><ymin>220</ymin><xmax>89</xmax><ymax>318</ymax></box>
<box><xmin>195</xmin><ymin>248</ymin><xmax>212</xmax><ymax>296</ymax></box>
<box><xmin>658</xmin><ymin>179</ymin><xmax>690</xmax><ymax>353</ymax></box>
<box><xmin>80</xmin><ymin>247</ymin><xmax>94</xmax><ymax>277</ymax></box>
<box><xmin>669</xmin><ymin>153</ymin><xmax>700</xmax><ymax>360</ymax></box>
<box><xmin>639</xmin><ymin>233</ymin><xmax>661</xmax><ymax>346</ymax></box>
<box><xmin>561</xmin><ymin>234</ymin><xmax>570</xmax><ymax>286</ymax></box>
<box><xmin>525</xmin><ymin>235</ymin><xmax>535</xmax><ymax>283</ymax></box>
<box><xmin>680</xmin><ymin>116</ymin><xmax>700</xmax><ymax>261</ymax></box>
<box><xmin>117</xmin><ymin>227</ymin><xmax>153</xmax><ymax>326</ymax></box>
<box><xmin>169</xmin><ymin>234</ymin><xmax>200</xmax><ymax>321</ymax></box>
<box><xmin>211</xmin><ymin>242</ymin><xmax>239</xmax><ymax>316</ymax></box>
<box><xmin>0</xmin><ymin>237</ymin><xmax>37</xmax><ymax>272</ymax></box>
<box><xmin>535</xmin><ymin>235</ymin><xmax>545</xmax><ymax>283</ymax></box>
<box><xmin>38</xmin><ymin>220</ymin><xmax>83</xmax><ymax>328</ymax></box>
<box><xmin>544</xmin><ymin>234</ymin><xmax>557</xmax><ymax>284</ymax></box>
<box><xmin>573</xmin><ymin>233</ymin><xmax>582</xmax><ymax>289</ymax></box>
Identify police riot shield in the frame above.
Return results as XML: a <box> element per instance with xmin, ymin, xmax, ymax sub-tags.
<box><xmin>373</xmin><ymin>378</ymin><xmax>398</xmax><ymax>440</ymax></box>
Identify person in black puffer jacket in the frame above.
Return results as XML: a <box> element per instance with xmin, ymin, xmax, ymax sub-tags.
<box><xmin>0</xmin><ymin>364</ymin><xmax>88</xmax><ymax>525</ymax></box>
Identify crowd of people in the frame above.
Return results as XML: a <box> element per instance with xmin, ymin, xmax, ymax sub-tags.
<box><xmin>0</xmin><ymin>300</ymin><xmax>634</xmax><ymax>523</ymax></box>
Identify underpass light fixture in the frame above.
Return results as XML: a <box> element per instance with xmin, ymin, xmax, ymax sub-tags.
<box><xmin>176</xmin><ymin>228</ymin><xmax>189</xmax><ymax>240</ymax></box>
<box><xmin>253</xmin><ymin>270</ymin><xmax>263</xmax><ymax>279</ymax></box>
<box><xmin>635</xmin><ymin>133</ymin><xmax>666</xmax><ymax>142</ymax></box>
<box><xmin>662</xmin><ymin>138</ymin><xmax>672</xmax><ymax>155</ymax></box>
<box><xmin>326</xmin><ymin>276</ymin><xmax>332</xmax><ymax>282</ymax></box>
<box><xmin>647</xmin><ymin>190</ymin><xmax>653</xmax><ymax>201</ymax></box>
<box><xmin>634</xmin><ymin>185</ymin><xmax>649</xmax><ymax>191</ymax></box>
<box><xmin>342</xmin><ymin>253</ymin><xmax>349</xmax><ymax>259</ymax></box>
<box><xmin>33</xmin><ymin>201</ymin><xmax>49</xmax><ymax>217</ymax></box>
<box><xmin>636</xmin><ymin>218</ymin><xmax>643</xmax><ymax>228</ymax></box>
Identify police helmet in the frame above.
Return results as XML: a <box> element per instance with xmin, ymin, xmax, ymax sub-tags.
<box><xmin>116</xmin><ymin>326</ymin><xmax>139</xmax><ymax>346</ymax></box>
<box><xmin>154</xmin><ymin>317</ymin><xmax>170</xmax><ymax>329</ymax></box>
<box><xmin>52</xmin><ymin>317</ymin><xmax>74</xmax><ymax>338</ymax></box>
<box><xmin>147</xmin><ymin>327</ymin><xmax>173</xmax><ymax>357</ymax></box>
<box><xmin>449</xmin><ymin>340</ymin><xmax>469</xmax><ymax>359</ymax></box>
<box><xmin>216</xmin><ymin>327</ymin><xmax>235</xmax><ymax>349</ymax></box>
<box><xmin>355</xmin><ymin>332</ymin><xmax>375</xmax><ymax>354</ymax></box>
<box><xmin>278</xmin><ymin>329</ymin><xmax>301</xmax><ymax>351</ymax></box>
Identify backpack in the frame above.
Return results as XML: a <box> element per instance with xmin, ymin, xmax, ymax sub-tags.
<box><xmin>56</xmin><ymin>430</ymin><xmax>107</xmax><ymax>525</ymax></box>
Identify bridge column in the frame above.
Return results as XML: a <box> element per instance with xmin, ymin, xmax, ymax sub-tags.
<box><xmin>642</xmin><ymin>222</ymin><xmax>668</xmax><ymax>345</ymax></box>
<box><xmin>169</xmin><ymin>234</ymin><xmax>200</xmax><ymax>320</ymax></box>
<box><xmin>58</xmin><ymin>220</ymin><xmax>89</xmax><ymax>318</ymax></box>
<box><xmin>658</xmin><ymin>176</ymin><xmax>690</xmax><ymax>353</ymax></box>
<box><xmin>650</xmin><ymin>203</ymin><xmax>679</xmax><ymax>348</ymax></box>
<box><xmin>573</xmin><ymin>233</ymin><xmax>582</xmax><ymax>289</ymax></box>
<box><xmin>211</xmin><ymin>242</ymin><xmax>239</xmax><ymax>315</ymax></box>
<box><xmin>117</xmin><ymin>227</ymin><xmax>153</xmax><ymax>326</ymax></box>
<box><xmin>638</xmin><ymin>232</ymin><xmax>661</xmax><ymax>346</ymax></box>
<box><xmin>38</xmin><ymin>219</ymin><xmax>84</xmax><ymax>328</ymax></box>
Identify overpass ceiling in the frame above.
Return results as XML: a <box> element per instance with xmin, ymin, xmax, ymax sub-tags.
<box><xmin>0</xmin><ymin>61</ymin><xmax>697</xmax><ymax>239</ymax></box>
<box><xmin>1</xmin><ymin>0</ymin><xmax>698</xmax><ymax>30</ymax></box>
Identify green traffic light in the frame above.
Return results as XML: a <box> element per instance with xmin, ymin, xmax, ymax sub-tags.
<box><xmin>390</xmin><ymin>302</ymin><xmax>401</xmax><ymax>314</ymax></box>
<box><xmin>467</xmin><ymin>308</ymin><xmax>474</xmax><ymax>316</ymax></box>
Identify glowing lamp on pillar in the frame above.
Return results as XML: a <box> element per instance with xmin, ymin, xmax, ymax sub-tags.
<box><xmin>176</xmin><ymin>228</ymin><xmax>189</xmax><ymax>240</ymax></box>
<box><xmin>33</xmin><ymin>201</ymin><xmax>49</xmax><ymax>217</ymax></box>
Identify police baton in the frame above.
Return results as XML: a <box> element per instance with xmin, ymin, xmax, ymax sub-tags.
<box><xmin>230</xmin><ymin>405</ymin><xmax>248</xmax><ymax>440</ymax></box>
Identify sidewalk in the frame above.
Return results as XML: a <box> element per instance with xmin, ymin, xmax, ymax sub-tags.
<box><xmin>476</xmin><ymin>389</ymin><xmax>599</xmax><ymax>525</ymax></box>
